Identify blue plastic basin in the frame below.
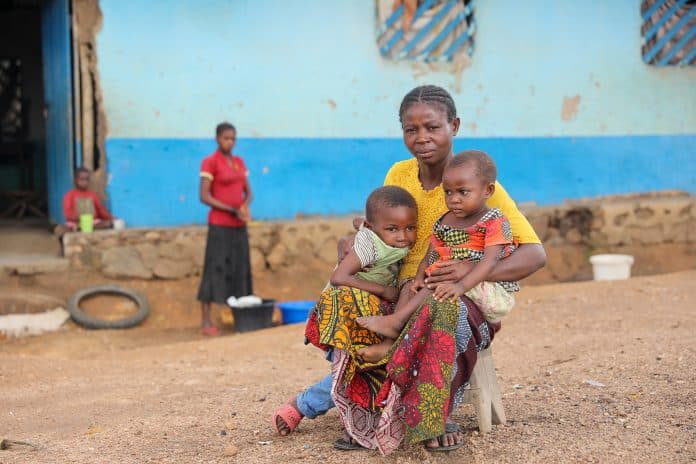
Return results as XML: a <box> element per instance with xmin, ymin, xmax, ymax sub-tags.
<box><xmin>278</xmin><ymin>300</ymin><xmax>315</xmax><ymax>324</ymax></box>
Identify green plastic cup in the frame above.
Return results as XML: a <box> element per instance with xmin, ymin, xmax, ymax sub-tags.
<box><xmin>79</xmin><ymin>213</ymin><xmax>94</xmax><ymax>233</ymax></box>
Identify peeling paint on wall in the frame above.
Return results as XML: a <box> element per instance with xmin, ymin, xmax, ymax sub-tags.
<box><xmin>73</xmin><ymin>0</ymin><xmax>108</xmax><ymax>198</ymax></box>
<box><xmin>561</xmin><ymin>95</ymin><xmax>581</xmax><ymax>122</ymax></box>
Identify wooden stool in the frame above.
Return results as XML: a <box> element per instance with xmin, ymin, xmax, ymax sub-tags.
<box><xmin>462</xmin><ymin>346</ymin><xmax>506</xmax><ymax>433</ymax></box>
<box><xmin>0</xmin><ymin>190</ymin><xmax>46</xmax><ymax>219</ymax></box>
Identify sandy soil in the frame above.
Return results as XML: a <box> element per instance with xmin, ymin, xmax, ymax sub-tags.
<box><xmin>1</xmin><ymin>269</ymin><xmax>695</xmax><ymax>463</ymax></box>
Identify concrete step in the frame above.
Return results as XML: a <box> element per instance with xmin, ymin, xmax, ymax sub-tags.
<box><xmin>0</xmin><ymin>255</ymin><xmax>70</xmax><ymax>275</ymax></box>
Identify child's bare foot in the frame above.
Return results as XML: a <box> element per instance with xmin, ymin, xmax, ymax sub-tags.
<box><xmin>356</xmin><ymin>315</ymin><xmax>401</xmax><ymax>338</ymax></box>
<box><xmin>357</xmin><ymin>340</ymin><xmax>392</xmax><ymax>363</ymax></box>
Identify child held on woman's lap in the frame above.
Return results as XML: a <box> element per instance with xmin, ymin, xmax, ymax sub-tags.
<box><xmin>357</xmin><ymin>150</ymin><xmax>519</xmax><ymax>356</ymax></box>
<box><xmin>305</xmin><ymin>186</ymin><xmax>418</xmax><ymax>363</ymax></box>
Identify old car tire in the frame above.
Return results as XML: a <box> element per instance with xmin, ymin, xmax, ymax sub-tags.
<box><xmin>67</xmin><ymin>285</ymin><xmax>149</xmax><ymax>329</ymax></box>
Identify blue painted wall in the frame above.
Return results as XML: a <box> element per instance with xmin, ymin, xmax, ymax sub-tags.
<box><xmin>107</xmin><ymin>135</ymin><xmax>696</xmax><ymax>226</ymax></box>
<box><xmin>42</xmin><ymin>0</ymin><xmax>74</xmax><ymax>224</ymax></box>
<box><xmin>97</xmin><ymin>0</ymin><xmax>696</xmax><ymax>226</ymax></box>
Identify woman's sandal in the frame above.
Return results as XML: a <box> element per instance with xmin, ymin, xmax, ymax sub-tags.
<box><xmin>445</xmin><ymin>422</ymin><xmax>461</xmax><ymax>433</ymax></box>
<box><xmin>272</xmin><ymin>401</ymin><xmax>303</xmax><ymax>436</ymax></box>
<box><xmin>425</xmin><ymin>422</ymin><xmax>464</xmax><ymax>452</ymax></box>
<box><xmin>333</xmin><ymin>437</ymin><xmax>365</xmax><ymax>451</ymax></box>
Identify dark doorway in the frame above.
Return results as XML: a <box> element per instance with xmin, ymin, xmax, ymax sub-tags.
<box><xmin>0</xmin><ymin>0</ymin><xmax>48</xmax><ymax>220</ymax></box>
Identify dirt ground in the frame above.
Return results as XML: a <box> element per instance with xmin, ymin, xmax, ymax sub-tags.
<box><xmin>1</xmin><ymin>267</ymin><xmax>695</xmax><ymax>463</ymax></box>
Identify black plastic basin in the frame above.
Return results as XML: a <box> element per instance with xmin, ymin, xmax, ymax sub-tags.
<box><xmin>228</xmin><ymin>299</ymin><xmax>275</xmax><ymax>333</ymax></box>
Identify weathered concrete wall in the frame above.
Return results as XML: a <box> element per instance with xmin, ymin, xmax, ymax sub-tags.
<box><xmin>95</xmin><ymin>0</ymin><xmax>696</xmax><ymax>226</ymax></box>
<box><xmin>63</xmin><ymin>192</ymin><xmax>696</xmax><ymax>284</ymax></box>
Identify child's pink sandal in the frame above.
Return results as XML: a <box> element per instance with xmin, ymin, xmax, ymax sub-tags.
<box><xmin>272</xmin><ymin>401</ymin><xmax>303</xmax><ymax>435</ymax></box>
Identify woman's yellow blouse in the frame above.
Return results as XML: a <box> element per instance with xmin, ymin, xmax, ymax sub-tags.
<box><xmin>384</xmin><ymin>158</ymin><xmax>541</xmax><ymax>280</ymax></box>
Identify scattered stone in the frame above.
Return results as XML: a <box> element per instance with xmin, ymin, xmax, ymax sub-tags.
<box><xmin>584</xmin><ymin>379</ymin><xmax>606</xmax><ymax>388</ymax></box>
<box><xmin>0</xmin><ymin>439</ymin><xmax>43</xmax><ymax>450</ymax></box>
<box><xmin>84</xmin><ymin>425</ymin><xmax>105</xmax><ymax>436</ymax></box>
<box><xmin>223</xmin><ymin>444</ymin><xmax>238</xmax><ymax>456</ymax></box>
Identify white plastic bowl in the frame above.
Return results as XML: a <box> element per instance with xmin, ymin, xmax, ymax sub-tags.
<box><xmin>589</xmin><ymin>254</ymin><xmax>634</xmax><ymax>281</ymax></box>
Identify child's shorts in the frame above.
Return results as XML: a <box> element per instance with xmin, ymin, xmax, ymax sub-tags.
<box><xmin>465</xmin><ymin>281</ymin><xmax>515</xmax><ymax>322</ymax></box>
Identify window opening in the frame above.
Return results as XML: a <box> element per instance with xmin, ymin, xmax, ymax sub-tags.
<box><xmin>376</xmin><ymin>0</ymin><xmax>475</xmax><ymax>62</ymax></box>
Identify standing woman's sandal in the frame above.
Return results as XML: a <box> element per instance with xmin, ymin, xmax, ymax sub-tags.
<box><xmin>201</xmin><ymin>326</ymin><xmax>221</xmax><ymax>336</ymax></box>
<box><xmin>272</xmin><ymin>401</ymin><xmax>303</xmax><ymax>436</ymax></box>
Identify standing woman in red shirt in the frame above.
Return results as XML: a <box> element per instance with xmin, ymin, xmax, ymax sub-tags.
<box><xmin>197</xmin><ymin>122</ymin><xmax>253</xmax><ymax>336</ymax></box>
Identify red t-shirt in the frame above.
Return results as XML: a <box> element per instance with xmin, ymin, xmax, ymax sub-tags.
<box><xmin>63</xmin><ymin>188</ymin><xmax>113</xmax><ymax>222</ymax></box>
<box><xmin>200</xmin><ymin>150</ymin><xmax>248</xmax><ymax>227</ymax></box>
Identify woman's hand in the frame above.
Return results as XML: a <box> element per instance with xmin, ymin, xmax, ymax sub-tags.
<box><xmin>424</xmin><ymin>260</ymin><xmax>474</xmax><ymax>288</ymax></box>
<box><xmin>238</xmin><ymin>203</ymin><xmax>251</xmax><ymax>222</ymax></box>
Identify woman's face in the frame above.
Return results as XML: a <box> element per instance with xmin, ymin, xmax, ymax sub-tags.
<box><xmin>216</xmin><ymin>129</ymin><xmax>236</xmax><ymax>154</ymax></box>
<box><xmin>401</xmin><ymin>102</ymin><xmax>459</xmax><ymax>166</ymax></box>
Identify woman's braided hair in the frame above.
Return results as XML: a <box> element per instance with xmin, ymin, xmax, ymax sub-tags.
<box><xmin>398</xmin><ymin>85</ymin><xmax>458</xmax><ymax>123</ymax></box>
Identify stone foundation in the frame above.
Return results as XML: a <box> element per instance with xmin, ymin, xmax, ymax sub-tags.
<box><xmin>62</xmin><ymin>219</ymin><xmax>356</xmax><ymax>280</ymax></box>
<box><xmin>62</xmin><ymin>191</ymin><xmax>696</xmax><ymax>283</ymax></box>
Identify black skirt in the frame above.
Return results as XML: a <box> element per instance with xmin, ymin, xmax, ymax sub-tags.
<box><xmin>197</xmin><ymin>225</ymin><xmax>253</xmax><ymax>304</ymax></box>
